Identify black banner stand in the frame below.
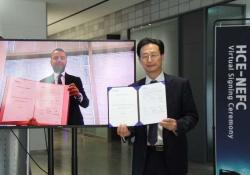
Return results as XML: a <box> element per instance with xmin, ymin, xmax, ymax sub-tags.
<box><xmin>213</xmin><ymin>18</ymin><xmax>250</xmax><ymax>175</ymax></box>
<box><xmin>72</xmin><ymin>128</ymin><xmax>78</xmax><ymax>175</ymax></box>
<box><xmin>48</xmin><ymin>128</ymin><xmax>54</xmax><ymax>175</ymax></box>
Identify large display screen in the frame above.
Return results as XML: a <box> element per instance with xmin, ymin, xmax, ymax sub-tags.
<box><xmin>0</xmin><ymin>39</ymin><xmax>135</xmax><ymax>127</ymax></box>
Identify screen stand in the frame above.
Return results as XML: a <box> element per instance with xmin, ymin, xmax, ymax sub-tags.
<box><xmin>72</xmin><ymin>128</ymin><xmax>78</xmax><ymax>175</ymax></box>
<box><xmin>48</xmin><ymin>128</ymin><xmax>54</xmax><ymax>175</ymax></box>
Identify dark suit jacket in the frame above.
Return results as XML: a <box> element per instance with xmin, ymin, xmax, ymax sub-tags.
<box><xmin>130</xmin><ymin>73</ymin><xmax>198</xmax><ymax>175</ymax></box>
<box><xmin>41</xmin><ymin>73</ymin><xmax>89</xmax><ymax>125</ymax></box>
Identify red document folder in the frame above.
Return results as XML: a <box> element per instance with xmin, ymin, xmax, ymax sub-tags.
<box><xmin>0</xmin><ymin>77</ymin><xmax>69</xmax><ymax>126</ymax></box>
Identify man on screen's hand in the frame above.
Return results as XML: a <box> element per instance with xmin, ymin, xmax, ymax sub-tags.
<box><xmin>41</xmin><ymin>48</ymin><xmax>89</xmax><ymax>125</ymax></box>
<box><xmin>28</xmin><ymin>118</ymin><xmax>39</xmax><ymax>126</ymax></box>
<box><xmin>68</xmin><ymin>83</ymin><xmax>81</xmax><ymax>97</ymax></box>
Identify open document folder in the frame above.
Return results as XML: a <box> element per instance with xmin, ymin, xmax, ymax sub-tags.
<box><xmin>108</xmin><ymin>82</ymin><xmax>167</xmax><ymax>127</ymax></box>
<box><xmin>0</xmin><ymin>76</ymin><xmax>69</xmax><ymax>126</ymax></box>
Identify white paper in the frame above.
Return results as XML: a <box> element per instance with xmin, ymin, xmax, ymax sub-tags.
<box><xmin>108</xmin><ymin>82</ymin><xmax>167</xmax><ymax>127</ymax></box>
<box><xmin>33</xmin><ymin>83</ymin><xmax>65</xmax><ymax>125</ymax></box>
<box><xmin>139</xmin><ymin>82</ymin><xmax>167</xmax><ymax>125</ymax></box>
<box><xmin>0</xmin><ymin>76</ymin><xmax>69</xmax><ymax>125</ymax></box>
<box><xmin>108</xmin><ymin>87</ymin><xmax>138</xmax><ymax>127</ymax></box>
<box><xmin>1</xmin><ymin>77</ymin><xmax>36</xmax><ymax>121</ymax></box>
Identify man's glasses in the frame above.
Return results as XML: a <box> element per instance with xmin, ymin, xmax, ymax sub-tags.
<box><xmin>140</xmin><ymin>53</ymin><xmax>160</xmax><ymax>60</ymax></box>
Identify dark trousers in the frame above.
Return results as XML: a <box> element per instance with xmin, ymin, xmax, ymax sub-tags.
<box><xmin>143</xmin><ymin>147</ymin><xmax>168</xmax><ymax>175</ymax></box>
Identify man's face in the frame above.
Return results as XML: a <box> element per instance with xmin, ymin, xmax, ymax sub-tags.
<box><xmin>50</xmin><ymin>50</ymin><xmax>67</xmax><ymax>73</ymax></box>
<box><xmin>139</xmin><ymin>43</ymin><xmax>163</xmax><ymax>76</ymax></box>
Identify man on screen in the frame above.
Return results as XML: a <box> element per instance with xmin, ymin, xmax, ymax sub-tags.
<box><xmin>117</xmin><ymin>38</ymin><xmax>198</xmax><ymax>175</ymax></box>
<box><xmin>41</xmin><ymin>48</ymin><xmax>89</xmax><ymax>125</ymax></box>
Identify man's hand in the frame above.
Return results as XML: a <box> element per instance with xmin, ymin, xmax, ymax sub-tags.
<box><xmin>68</xmin><ymin>83</ymin><xmax>80</xmax><ymax>97</ymax></box>
<box><xmin>28</xmin><ymin>118</ymin><xmax>39</xmax><ymax>126</ymax></box>
<box><xmin>117</xmin><ymin>124</ymin><xmax>131</xmax><ymax>137</ymax></box>
<box><xmin>160</xmin><ymin>118</ymin><xmax>177</xmax><ymax>132</ymax></box>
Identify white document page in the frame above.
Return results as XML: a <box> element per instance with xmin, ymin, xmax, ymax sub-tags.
<box><xmin>34</xmin><ymin>83</ymin><xmax>66</xmax><ymax>125</ymax></box>
<box><xmin>1</xmin><ymin>77</ymin><xmax>36</xmax><ymax>121</ymax></box>
<box><xmin>108</xmin><ymin>87</ymin><xmax>138</xmax><ymax>127</ymax></box>
<box><xmin>139</xmin><ymin>82</ymin><xmax>167</xmax><ymax>125</ymax></box>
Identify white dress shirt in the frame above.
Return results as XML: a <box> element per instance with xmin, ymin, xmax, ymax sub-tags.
<box><xmin>145</xmin><ymin>71</ymin><xmax>165</xmax><ymax>146</ymax></box>
<box><xmin>53</xmin><ymin>72</ymin><xmax>83</xmax><ymax>102</ymax></box>
<box><xmin>53</xmin><ymin>72</ymin><xmax>65</xmax><ymax>85</ymax></box>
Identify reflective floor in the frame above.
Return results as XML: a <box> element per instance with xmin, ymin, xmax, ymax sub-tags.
<box><xmin>30</xmin><ymin>129</ymin><xmax>213</xmax><ymax>175</ymax></box>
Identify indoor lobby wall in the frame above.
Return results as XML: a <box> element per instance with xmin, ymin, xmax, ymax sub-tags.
<box><xmin>0</xmin><ymin>0</ymin><xmax>47</xmax><ymax>174</ymax></box>
<box><xmin>0</xmin><ymin>0</ymin><xmax>46</xmax><ymax>39</ymax></box>
<box><xmin>49</xmin><ymin>0</ymin><xmax>231</xmax><ymax>40</ymax></box>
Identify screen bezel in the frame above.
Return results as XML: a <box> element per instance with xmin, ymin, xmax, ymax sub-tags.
<box><xmin>0</xmin><ymin>38</ymin><xmax>136</xmax><ymax>128</ymax></box>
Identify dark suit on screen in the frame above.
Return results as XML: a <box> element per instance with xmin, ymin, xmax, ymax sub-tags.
<box><xmin>41</xmin><ymin>73</ymin><xmax>89</xmax><ymax>125</ymax></box>
<box><xmin>130</xmin><ymin>73</ymin><xmax>198</xmax><ymax>175</ymax></box>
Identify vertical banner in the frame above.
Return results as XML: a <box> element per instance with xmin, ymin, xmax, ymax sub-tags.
<box><xmin>215</xmin><ymin>25</ymin><xmax>250</xmax><ymax>175</ymax></box>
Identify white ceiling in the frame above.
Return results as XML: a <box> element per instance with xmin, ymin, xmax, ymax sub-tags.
<box><xmin>47</xmin><ymin>0</ymin><xmax>145</xmax><ymax>36</ymax></box>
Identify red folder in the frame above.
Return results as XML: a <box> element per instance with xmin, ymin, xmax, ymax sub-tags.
<box><xmin>0</xmin><ymin>76</ymin><xmax>69</xmax><ymax>126</ymax></box>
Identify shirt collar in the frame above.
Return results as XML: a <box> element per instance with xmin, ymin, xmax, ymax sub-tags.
<box><xmin>145</xmin><ymin>71</ymin><xmax>164</xmax><ymax>84</ymax></box>
<box><xmin>53</xmin><ymin>72</ymin><xmax>65</xmax><ymax>81</ymax></box>
<box><xmin>54</xmin><ymin>71</ymin><xmax>65</xmax><ymax>77</ymax></box>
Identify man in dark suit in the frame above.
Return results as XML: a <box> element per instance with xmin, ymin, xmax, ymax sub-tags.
<box><xmin>41</xmin><ymin>48</ymin><xmax>89</xmax><ymax>125</ymax></box>
<box><xmin>117</xmin><ymin>38</ymin><xmax>198</xmax><ymax>175</ymax></box>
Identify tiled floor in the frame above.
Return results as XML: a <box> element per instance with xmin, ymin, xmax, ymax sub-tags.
<box><xmin>30</xmin><ymin>129</ymin><xmax>213</xmax><ymax>175</ymax></box>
